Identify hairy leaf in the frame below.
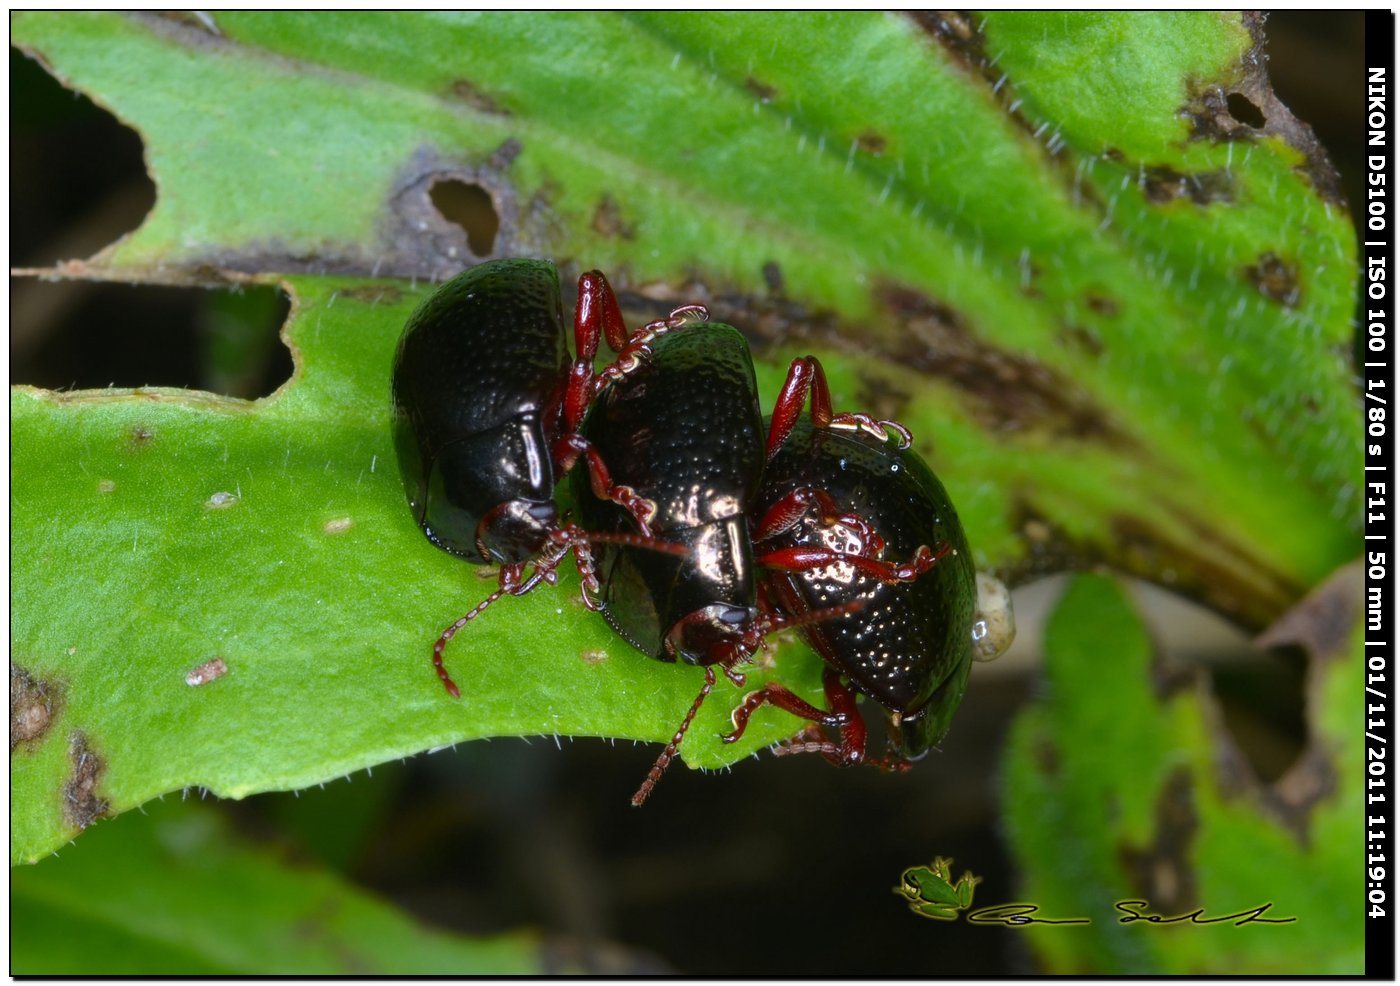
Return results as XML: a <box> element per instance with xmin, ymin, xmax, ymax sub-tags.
<box><xmin>11</xmin><ymin>11</ymin><xmax>1360</xmax><ymax>860</ymax></box>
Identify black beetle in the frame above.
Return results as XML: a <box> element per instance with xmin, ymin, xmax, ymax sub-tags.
<box><xmin>571</xmin><ymin>313</ymin><xmax>772</xmax><ymax>804</ymax></box>
<box><xmin>391</xmin><ymin>258</ymin><xmax>685</xmax><ymax>697</ymax></box>
<box><xmin>724</xmin><ymin>355</ymin><xmax>1011</xmax><ymax>766</ymax></box>
<box><xmin>574</xmin><ymin>329</ymin><xmax>932</xmax><ymax>804</ymax></box>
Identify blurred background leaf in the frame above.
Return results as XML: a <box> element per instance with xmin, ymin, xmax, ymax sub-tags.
<box><xmin>11</xmin><ymin>797</ymin><xmax>556</xmax><ymax>975</ymax></box>
<box><xmin>1002</xmin><ymin>571</ymin><xmax>1363</xmax><ymax>974</ymax></box>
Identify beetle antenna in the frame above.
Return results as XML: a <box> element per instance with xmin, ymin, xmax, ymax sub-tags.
<box><xmin>556</xmin><ymin>523</ymin><xmax>688</xmax><ymax>558</ymax></box>
<box><xmin>631</xmin><ymin>666</ymin><xmax>716</xmax><ymax>807</ymax></box>
<box><xmin>761</xmin><ymin>598</ymin><xmax>865</xmax><ymax>635</ymax></box>
<box><xmin>576</xmin><ymin>529</ymin><xmax>690</xmax><ymax>557</ymax></box>
<box><xmin>432</xmin><ymin>588</ymin><xmax>510</xmax><ymax>699</ymax></box>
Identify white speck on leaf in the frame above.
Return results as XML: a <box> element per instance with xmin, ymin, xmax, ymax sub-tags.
<box><xmin>185</xmin><ymin>657</ymin><xmax>228</xmax><ymax>687</ymax></box>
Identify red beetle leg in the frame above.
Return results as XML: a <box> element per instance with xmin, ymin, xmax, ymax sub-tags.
<box><xmin>592</xmin><ymin>305</ymin><xmax>708</xmax><ymax>393</ymax></box>
<box><xmin>765</xmin><ymin>356</ymin><xmax>834</xmax><ymax>461</ymax></box>
<box><xmin>767</xmin><ymin>355</ymin><xmax>915</xmax><ymax>456</ymax></box>
<box><xmin>767</xmin><ymin>669</ymin><xmax>868</xmax><ymax>767</ymax></box>
<box><xmin>753</xmin><ymin>486</ymin><xmax>887</xmax><ymax>557</ymax></box>
<box><xmin>553</xmin><ymin>434</ymin><xmax>660</xmax><ymax>535</ymax></box>
<box><xmin>721</xmin><ymin>681</ymin><xmax>846</xmax><ymax>745</ymax></box>
<box><xmin>827</xmin><ymin>411</ymin><xmax>913</xmax><ymax>448</ymax></box>
<box><xmin>757</xmin><ymin>541</ymin><xmax>950</xmax><ymax>585</ymax></box>
<box><xmin>560</xmin><ymin>361</ymin><xmax>596</xmax><ymax>434</ymax></box>
<box><xmin>576</xmin><ymin>270</ymin><xmax>629</xmax><ymax>355</ymax></box>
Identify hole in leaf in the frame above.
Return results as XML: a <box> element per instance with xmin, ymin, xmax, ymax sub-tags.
<box><xmin>1208</xmin><ymin>644</ymin><xmax>1307</xmax><ymax>783</ymax></box>
<box><xmin>10</xmin><ymin>48</ymin><xmax>156</xmax><ymax>266</ymax></box>
<box><xmin>1225</xmin><ymin>91</ymin><xmax>1266</xmax><ymax>129</ymax></box>
<box><xmin>11</xmin><ymin>282</ymin><xmax>293</xmax><ymax>399</ymax></box>
<box><xmin>429</xmin><ymin>179</ymin><xmax>499</xmax><ymax>256</ymax></box>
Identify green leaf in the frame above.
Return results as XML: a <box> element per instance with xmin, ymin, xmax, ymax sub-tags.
<box><xmin>11</xmin><ymin>12</ymin><xmax>1360</xmax><ymax>860</ymax></box>
<box><xmin>10</xmin><ymin>275</ymin><xmax>829</xmax><ymax>865</ymax></box>
<box><xmin>1001</xmin><ymin>571</ymin><xmax>1364</xmax><ymax>974</ymax></box>
<box><xmin>11</xmin><ymin>797</ymin><xmax>548</xmax><ymax>974</ymax></box>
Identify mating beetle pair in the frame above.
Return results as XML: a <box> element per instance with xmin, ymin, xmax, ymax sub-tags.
<box><xmin>391</xmin><ymin>258</ymin><xmax>1012</xmax><ymax>804</ymax></box>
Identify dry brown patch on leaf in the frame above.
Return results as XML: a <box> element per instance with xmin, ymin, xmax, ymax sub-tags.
<box><xmin>11</xmin><ymin>664</ymin><xmax>62</xmax><ymax>752</ymax></box>
<box><xmin>1195</xmin><ymin>561</ymin><xmax>1360</xmax><ymax>843</ymax></box>
<box><xmin>875</xmin><ymin>282</ymin><xmax>1131</xmax><ymax>444</ymax></box>
<box><xmin>1182</xmin><ymin>12</ymin><xmax>1345</xmax><ymax>205</ymax></box>
<box><xmin>760</xmin><ymin>261</ymin><xmax>784</xmax><ymax>296</ymax></box>
<box><xmin>336</xmin><ymin>284</ymin><xmax>405</xmax><ymax>305</ymax></box>
<box><xmin>1084</xmin><ymin>293</ymin><xmax>1120</xmax><ymax>317</ymax></box>
<box><xmin>907</xmin><ymin>11</ymin><xmax>987</xmax><ymax>71</ymax></box>
<box><xmin>126</xmin><ymin>423</ymin><xmax>157</xmax><ymax>450</ymax></box>
<box><xmin>1243</xmin><ymin>251</ymin><xmax>1301</xmax><ymax>307</ymax></box>
<box><xmin>449</xmin><ymin>78</ymin><xmax>511</xmax><ymax>116</ymax></box>
<box><xmin>1058</xmin><ymin>324</ymin><xmax>1104</xmax><ymax>357</ymax></box>
<box><xmin>592</xmin><ymin>195</ymin><xmax>635</xmax><ymax>240</ymax></box>
<box><xmin>856</xmin><ymin>131</ymin><xmax>887</xmax><ymax>156</ymax></box>
<box><xmin>744</xmin><ymin>76</ymin><xmax>778</xmax><ymax>103</ymax></box>
<box><xmin>1118</xmin><ymin>767</ymin><xmax>1199</xmax><ymax>914</ymax></box>
<box><xmin>64</xmin><ymin>731</ymin><xmax>111</xmax><ymax>830</ymax></box>
<box><xmin>185</xmin><ymin>656</ymin><xmax>229</xmax><ymax>687</ymax></box>
<box><xmin>1141</xmin><ymin>165</ymin><xmax>1233</xmax><ymax>206</ymax></box>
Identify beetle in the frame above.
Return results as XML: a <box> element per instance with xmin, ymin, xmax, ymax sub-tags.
<box><xmin>574</xmin><ymin>330</ymin><xmax>940</xmax><ymax>804</ymax></box>
<box><xmin>391</xmin><ymin>258</ymin><xmax>686</xmax><ymax>697</ymax></box>
<box><xmin>571</xmin><ymin>312</ymin><xmax>772</xmax><ymax>804</ymax></box>
<box><xmin>723</xmin><ymin>354</ymin><xmax>1012</xmax><ymax>766</ymax></box>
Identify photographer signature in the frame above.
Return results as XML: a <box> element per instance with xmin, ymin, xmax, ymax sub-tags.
<box><xmin>894</xmin><ymin>859</ymin><xmax>1297</xmax><ymax>926</ymax></box>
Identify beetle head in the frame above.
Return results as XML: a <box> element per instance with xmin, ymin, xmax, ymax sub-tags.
<box><xmin>664</xmin><ymin>604</ymin><xmax>762</xmax><ymax>667</ymax></box>
<box><xmin>475</xmin><ymin>498</ymin><xmax>559</xmax><ymax>566</ymax></box>
<box><xmin>419</xmin><ymin>418</ymin><xmax>557</xmax><ymax>563</ymax></box>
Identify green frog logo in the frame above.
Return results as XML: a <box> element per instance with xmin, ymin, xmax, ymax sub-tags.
<box><xmin>893</xmin><ymin>857</ymin><xmax>982</xmax><ymax>921</ymax></box>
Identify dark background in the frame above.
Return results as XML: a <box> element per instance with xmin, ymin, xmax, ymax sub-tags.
<box><xmin>9</xmin><ymin>13</ymin><xmax>1367</xmax><ymax>973</ymax></box>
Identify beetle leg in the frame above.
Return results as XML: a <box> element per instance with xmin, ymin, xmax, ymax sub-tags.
<box><xmin>551</xmin><ymin>522</ymin><xmax>688</xmax><ymax>613</ymax></box>
<box><xmin>721</xmin><ymin>681</ymin><xmax>846</xmax><ymax>744</ymax></box>
<box><xmin>564</xmin><ymin>272</ymin><xmax>621</xmax><ymax>434</ymax></box>
<box><xmin>555</xmin><ymin>434</ymin><xmax>660</xmax><ymax>535</ymax></box>
<box><xmin>766</xmin><ymin>355</ymin><xmax>915</xmax><ymax>457</ymax></box>
<box><xmin>566</xmin><ymin>535</ymin><xmax>605</xmax><ymax>611</ymax></box>
<box><xmin>771</xmin><ymin>735</ymin><xmax>847</xmax><ymax>764</ymax></box>
<box><xmin>496</xmin><ymin>561</ymin><xmax>528</xmax><ymax>594</ymax></box>
<box><xmin>558</xmin><ymin>272</ymin><xmax>629</xmax><ymax>434</ymax></box>
<box><xmin>765</xmin><ymin>356</ymin><xmax>834</xmax><ymax>461</ymax></box>
<box><xmin>767</xmin><ymin>669</ymin><xmax>869</xmax><ymax>767</ymax></box>
<box><xmin>827</xmin><ymin>411</ymin><xmax>913</xmax><ymax>449</ymax></box>
<box><xmin>573</xmin><ymin>272</ymin><xmax>711</xmax><ymax>412</ymax></box>
<box><xmin>757</xmin><ymin>541</ymin><xmax>951</xmax><ymax>585</ymax></box>
<box><xmin>663</xmin><ymin>303</ymin><xmax>709</xmax><ymax>328</ymax></box>
<box><xmin>560</xmin><ymin>361</ymin><xmax>597</xmax><ymax>434</ymax></box>
<box><xmin>591</xmin><ymin>306</ymin><xmax>708</xmax><ymax>393</ymax></box>
<box><xmin>576</xmin><ymin>270</ymin><xmax>629</xmax><ymax>354</ymax></box>
<box><xmin>753</xmin><ymin>486</ymin><xmax>886</xmax><ymax>558</ymax></box>
<box><xmin>631</xmin><ymin>666</ymin><xmax>717</xmax><ymax>807</ymax></box>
